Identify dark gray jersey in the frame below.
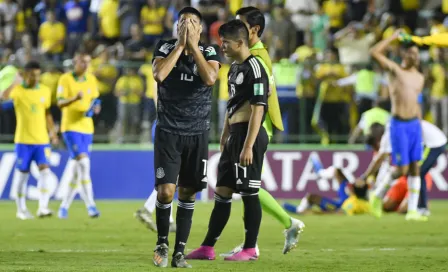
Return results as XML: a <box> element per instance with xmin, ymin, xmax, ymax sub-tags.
<box><xmin>152</xmin><ymin>39</ymin><xmax>221</xmax><ymax>135</ymax></box>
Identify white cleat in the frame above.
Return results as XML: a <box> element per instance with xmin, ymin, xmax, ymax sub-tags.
<box><xmin>134</xmin><ymin>208</ymin><xmax>157</xmax><ymax>232</ymax></box>
<box><xmin>36</xmin><ymin>208</ymin><xmax>53</xmax><ymax>218</ymax></box>
<box><xmin>16</xmin><ymin>210</ymin><xmax>34</xmax><ymax>220</ymax></box>
<box><xmin>283</xmin><ymin>218</ymin><xmax>305</xmax><ymax>254</ymax></box>
<box><xmin>418</xmin><ymin>208</ymin><xmax>431</xmax><ymax>217</ymax></box>
<box><xmin>220</xmin><ymin>243</ymin><xmax>260</xmax><ymax>258</ymax></box>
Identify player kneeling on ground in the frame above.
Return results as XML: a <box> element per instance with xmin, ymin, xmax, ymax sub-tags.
<box><xmin>187</xmin><ymin>19</ymin><xmax>269</xmax><ymax>262</ymax></box>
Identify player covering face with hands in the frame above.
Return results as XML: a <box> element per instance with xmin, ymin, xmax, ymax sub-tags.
<box><xmin>151</xmin><ymin>7</ymin><xmax>220</xmax><ymax>269</ymax></box>
<box><xmin>186</xmin><ymin>19</ymin><xmax>269</xmax><ymax>262</ymax></box>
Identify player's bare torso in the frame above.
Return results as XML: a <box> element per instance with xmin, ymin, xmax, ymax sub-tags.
<box><xmin>387</xmin><ymin>68</ymin><xmax>424</xmax><ymax>119</ymax></box>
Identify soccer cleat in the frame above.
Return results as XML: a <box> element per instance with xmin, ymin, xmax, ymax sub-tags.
<box><xmin>153</xmin><ymin>243</ymin><xmax>169</xmax><ymax>267</ymax></box>
<box><xmin>369</xmin><ymin>193</ymin><xmax>383</xmax><ymax>218</ymax></box>
<box><xmin>171</xmin><ymin>252</ymin><xmax>192</xmax><ymax>268</ymax></box>
<box><xmin>36</xmin><ymin>208</ymin><xmax>53</xmax><ymax>218</ymax></box>
<box><xmin>405</xmin><ymin>211</ymin><xmax>428</xmax><ymax>222</ymax></box>
<box><xmin>418</xmin><ymin>208</ymin><xmax>431</xmax><ymax>217</ymax></box>
<box><xmin>310</xmin><ymin>153</ymin><xmax>323</xmax><ymax>173</ymax></box>
<box><xmin>224</xmin><ymin>248</ymin><xmax>258</xmax><ymax>261</ymax></box>
<box><xmin>58</xmin><ymin>207</ymin><xmax>68</xmax><ymax>219</ymax></box>
<box><xmin>16</xmin><ymin>210</ymin><xmax>34</xmax><ymax>220</ymax></box>
<box><xmin>185</xmin><ymin>246</ymin><xmax>216</xmax><ymax>260</ymax></box>
<box><xmin>88</xmin><ymin>206</ymin><xmax>100</xmax><ymax>218</ymax></box>
<box><xmin>220</xmin><ymin>243</ymin><xmax>259</xmax><ymax>258</ymax></box>
<box><xmin>169</xmin><ymin>222</ymin><xmax>177</xmax><ymax>233</ymax></box>
<box><xmin>283</xmin><ymin>202</ymin><xmax>298</xmax><ymax>214</ymax></box>
<box><xmin>134</xmin><ymin>208</ymin><xmax>157</xmax><ymax>232</ymax></box>
<box><xmin>283</xmin><ymin>217</ymin><xmax>305</xmax><ymax>254</ymax></box>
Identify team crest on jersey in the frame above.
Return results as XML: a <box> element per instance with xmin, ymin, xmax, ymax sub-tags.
<box><xmin>193</xmin><ymin>64</ymin><xmax>198</xmax><ymax>76</ymax></box>
<box><xmin>205</xmin><ymin>46</ymin><xmax>216</xmax><ymax>56</ymax></box>
<box><xmin>236</xmin><ymin>72</ymin><xmax>244</xmax><ymax>85</ymax></box>
<box><xmin>156</xmin><ymin>167</ymin><xmax>165</xmax><ymax>179</ymax></box>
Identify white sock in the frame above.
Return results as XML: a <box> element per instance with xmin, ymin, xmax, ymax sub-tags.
<box><xmin>169</xmin><ymin>207</ymin><xmax>174</xmax><ymax>224</ymax></box>
<box><xmin>144</xmin><ymin>189</ymin><xmax>158</xmax><ymax>213</ymax></box>
<box><xmin>78</xmin><ymin>157</ymin><xmax>96</xmax><ymax>207</ymax></box>
<box><xmin>318</xmin><ymin>166</ymin><xmax>336</xmax><ymax>179</ymax></box>
<box><xmin>297</xmin><ymin>197</ymin><xmax>309</xmax><ymax>213</ymax></box>
<box><xmin>14</xmin><ymin>170</ymin><xmax>29</xmax><ymax>212</ymax></box>
<box><xmin>407</xmin><ymin>176</ymin><xmax>421</xmax><ymax>213</ymax></box>
<box><xmin>38</xmin><ymin>168</ymin><xmax>52</xmax><ymax>210</ymax></box>
<box><xmin>60</xmin><ymin>160</ymin><xmax>87</xmax><ymax>209</ymax></box>
<box><xmin>374</xmin><ymin>170</ymin><xmax>395</xmax><ymax>199</ymax></box>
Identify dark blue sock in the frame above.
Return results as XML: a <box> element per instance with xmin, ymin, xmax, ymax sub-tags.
<box><xmin>283</xmin><ymin>202</ymin><xmax>298</xmax><ymax>213</ymax></box>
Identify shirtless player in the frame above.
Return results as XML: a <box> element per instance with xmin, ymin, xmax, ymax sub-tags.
<box><xmin>368</xmin><ymin>29</ymin><xmax>426</xmax><ymax>221</ymax></box>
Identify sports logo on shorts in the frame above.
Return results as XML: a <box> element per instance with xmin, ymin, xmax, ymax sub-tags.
<box><xmin>156</xmin><ymin>167</ymin><xmax>165</xmax><ymax>179</ymax></box>
<box><xmin>236</xmin><ymin>72</ymin><xmax>244</xmax><ymax>85</ymax></box>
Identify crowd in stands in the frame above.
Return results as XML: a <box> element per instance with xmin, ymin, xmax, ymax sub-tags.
<box><xmin>0</xmin><ymin>0</ymin><xmax>447</xmax><ymax>144</ymax></box>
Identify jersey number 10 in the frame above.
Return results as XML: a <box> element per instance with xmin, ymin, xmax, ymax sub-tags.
<box><xmin>180</xmin><ymin>73</ymin><xmax>193</xmax><ymax>82</ymax></box>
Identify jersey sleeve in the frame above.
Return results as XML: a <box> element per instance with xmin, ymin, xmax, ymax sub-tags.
<box><xmin>248</xmin><ymin>58</ymin><xmax>269</xmax><ymax>106</ymax></box>
<box><xmin>44</xmin><ymin>86</ymin><xmax>51</xmax><ymax>109</ymax></box>
<box><xmin>152</xmin><ymin>39</ymin><xmax>172</xmax><ymax>61</ymax></box>
<box><xmin>56</xmin><ymin>75</ymin><xmax>69</xmax><ymax>100</ymax></box>
<box><xmin>204</xmin><ymin>45</ymin><xmax>221</xmax><ymax>64</ymax></box>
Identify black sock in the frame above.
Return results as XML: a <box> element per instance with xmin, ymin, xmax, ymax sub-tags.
<box><xmin>242</xmin><ymin>194</ymin><xmax>262</xmax><ymax>249</ymax></box>
<box><xmin>174</xmin><ymin>199</ymin><xmax>195</xmax><ymax>255</ymax></box>
<box><xmin>155</xmin><ymin>198</ymin><xmax>172</xmax><ymax>246</ymax></box>
<box><xmin>202</xmin><ymin>193</ymin><xmax>232</xmax><ymax>247</ymax></box>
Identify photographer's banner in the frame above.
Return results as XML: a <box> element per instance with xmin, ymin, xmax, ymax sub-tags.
<box><xmin>0</xmin><ymin>149</ymin><xmax>448</xmax><ymax>200</ymax></box>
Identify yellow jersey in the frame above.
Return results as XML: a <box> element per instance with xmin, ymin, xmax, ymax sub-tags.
<box><xmin>218</xmin><ymin>64</ymin><xmax>230</xmax><ymax>100</ymax></box>
<box><xmin>89</xmin><ymin>58</ymin><xmax>118</xmax><ymax>95</ymax></box>
<box><xmin>139</xmin><ymin>64</ymin><xmax>156</xmax><ymax>99</ymax></box>
<box><xmin>39</xmin><ymin>21</ymin><xmax>66</xmax><ymax>53</ymax></box>
<box><xmin>40</xmin><ymin>71</ymin><xmax>62</xmax><ymax>105</ymax></box>
<box><xmin>11</xmin><ymin>83</ymin><xmax>51</xmax><ymax>144</ymax></box>
<box><xmin>57</xmin><ymin>72</ymin><xmax>99</xmax><ymax>134</ymax></box>
<box><xmin>323</xmin><ymin>0</ymin><xmax>346</xmax><ymax>28</ymax></box>
<box><xmin>115</xmin><ymin>75</ymin><xmax>144</xmax><ymax>104</ymax></box>
<box><xmin>431</xmin><ymin>63</ymin><xmax>446</xmax><ymax>99</ymax></box>
<box><xmin>99</xmin><ymin>0</ymin><xmax>120</xmax><ymax>39</ymax></box>
<box><xmin>141</xmin><ymin>6</ymin><xmax>166</xmax><ymax>35</ymax></box>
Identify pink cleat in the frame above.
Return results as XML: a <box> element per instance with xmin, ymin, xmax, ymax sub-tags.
<box><xmin>224</xmin><ymin>248</ymin><xmax>258</xmax><ymax>261</ymax></box>
<box><xmin>185</xmin><ymin>246</ymin><xmax>216</xmax><ymax>260</ymax></box>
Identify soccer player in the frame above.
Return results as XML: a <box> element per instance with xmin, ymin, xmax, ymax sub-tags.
<box><xmin>369</xmin><ymin>29</ymin><xmax>425</xmax><ymax>221</ymax></box>
<box><xmin>56</xmin><ymin>51</ymin><xmax>101</xmax><ymax>219</ymax></box>
<box><xmin>359</xmin><ymin>121</ymin><xmax>447</xmax><ymax>217</ymax></box>
<box><xmin>7</xmin><ymin>61</ymin><xmax>58</xmax><ymax>219</ymax></box>
<box><xmin>186</xmin><ymin>19</ymin><xmax>269</xmax><ymax>262</ymax></box>
<box><xmin>222</xmin><ymin>6</ymin><xmax>304</xmax><ymax>257</ymax></box>
<box><xmin>151</xmin><ymin>7</ymin><xmax>220</xmax><ymax>268</ymax></box>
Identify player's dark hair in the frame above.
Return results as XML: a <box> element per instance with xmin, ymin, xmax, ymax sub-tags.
<box><xmin>218</xmin><ymin>20</ymin><xmax>249</xmax><ymax>45</ymax></box>
<box><xmin>74</xmin><ymin>49</ymin><xmax>91</xmax><ymax>57</ymax></box>
<box><xmin>366</xmin><ymin>122</ymin><xmax>385</xmax><ymax>147</ymax></box>
<box><xmin>24</xmin><ymin>60</ymin><xmax>41</xmax><ymax>71</ymax></box>
<box><xmin>178</xmin><ymin>7</ymin><xmax>202</xmax><ymax>22</ymax></box>
<box><xmin>236</xmin><ymin>6</ymin><xmax>265</xmax><ymax>37</ymax></box>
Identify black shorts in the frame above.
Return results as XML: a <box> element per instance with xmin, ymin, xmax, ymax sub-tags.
<box><xmin>217</xmin><ymin>122</ymin><xmax>268</xmax><ymax>194</ymax></box>
<box><xmin>154</xmin><ymin>126</ymin><xmax>208</xmax><ymax>192</ymax></box>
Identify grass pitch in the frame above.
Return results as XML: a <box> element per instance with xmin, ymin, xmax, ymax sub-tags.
<box><xmin>0</xmin><ymin>201</ymin><xmax>447</xmax><ymax>272</ymax></box>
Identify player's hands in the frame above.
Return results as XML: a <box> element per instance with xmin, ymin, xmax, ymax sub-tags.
<box><xmin>75</xmin><ymin>91</ymin><xmax>83</xmax><ymax>100</ymax></box>
<box><xmin>178</xmin><ymin>20</ymin><xmax>188</xmax><ymax>48</ymax></box>
<box><xmin>240</xmin><ymin>147</ymin><xmax>253</xmax><ymax>167</ymax></box>
<box><xmin>391</xmin><ymin>29</ymin><xmax>403</xmax><ymax>40</ymax></box>
<box><xmin>187</xmin><ymin>19</ymin><xmax>201</xmax><ymax>48</ymax></box>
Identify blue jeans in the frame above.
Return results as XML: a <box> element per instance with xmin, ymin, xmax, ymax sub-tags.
<box><xmin>418</xmin><ymin>145</ymin><xmax>446</xmax><ymax>209</ymax></box>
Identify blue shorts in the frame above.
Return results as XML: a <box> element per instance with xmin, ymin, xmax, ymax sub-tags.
<box><xmin>15</xmin><ymin>144</ymin><xmax>51</xmax><ymax>172</ymax></box>
<box><xmin>62</xmin><ymin>131</ymin><xmax>93</xmax><ymax>159</ymax></box>
<box><xmin>390</xmin><ymin>117</ymin><xmax>423</xmax><ymax>166</ymax></box>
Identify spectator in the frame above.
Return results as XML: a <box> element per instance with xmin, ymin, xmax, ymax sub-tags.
<box><xmin>140</xmin><ymin>0</ymin><xmax>166</xmax><ymax>48</ymax></box>
<box><xmin>428</xmin><ymin>48</ymin><xmax>448</xmax><ymax>135</ymax></box>
<box><xmin>290</xmin><ymin>34</ymin><xmax>315</xmax><ymax>63</ymax></box>
<box><xmin>15</xmin><ymin>0</ymin><xmax>34</xmax><ymax>42</ymax></box>
<box><xmin>99</xmin><ymin>0</ymin><xmax>120</xmax><ymax>45</ymax></box>
<box><xmin>64</xmin><ymin>0</ymin><xmax>90</xmax><ymax>56</ymax></box>
<box><xmin>285</xmin><ymin>0</ymin><xmax>318</xmax><ymax>46</ymax></box>
<box><xmin>322</xmin><ymin>0</ymin><xmax>346</xmax><ymax>34</ymax></box>
<box><xmin>38</xmin><ymin>10</ymin><xmax>66</xmax><ymax>62</ymax></box>
<box><xmin>0</xmin><ymin>0</ymin><xmax>19</xmax><ymax>46</ymax></box>
<box><xmin>334</xmin><ymin>22</ymin><xmax>376</xmax><ymax>67</ymax></box>
<box><xmin>139</xmin><ymin>63</ymin><xmax>157</xmax><ymax>142</ymax></box>
<box><xmin>242</xmin><ymin>0</ymin><xmax>270</xmax><ymax>13</ymax></box>
<box><xmin>209</xmin><ymin>8</ymin><xmax>228</xmax><ymax>46</ymax></box>
<box><xmin>381</xmin><ymin>14</ymin><xmax>410</xmax><ymax>47</ymax></box>
<box><xmin>90</xmin><ymin>0</ymin><xmax>103</xmax><ymax>36</ymax></box>
<box><xmin>217</xmin><ymin>59</ymin><xmax>230</xmax><ymax>132</ymax></box>
<box><xmin>125</xmin><ymin>24</ymin><xmax>146</xmax><ymax>61</ymax></box>
<box><xmin>118</xmin><ymin>0</ymin><xmax>142</xmax><ymax>41</ymax></box>
<box><xmin>265</xmin><ymin>5</ymin><xmax>296</xmax><ymax>61</ymax></box>
<box><xmin>296</xmin><ymin>58</ymin><xmax>317</xmax><ymax>140</ymax></box>
<box><xmin>40</xmin><ymin>64</ymin><xmax>62</xmax><ymax>123</ymax></box>
<box><xmin>15</xmin><ymin>34</ymin><xmax>40</xmax><ymax>66</ymax></box>
<box><xmin>115</xmin><ymin>67</ymin><xmax>144</xmax><ymax>143</ymax></box>
<box><xmin>310</xmin><ymin>5</ymin><xmax>330</xmax><ymax>52</ymax></box>
<box><xmin>348</xmin><ymin>0</ymin><xmax>371</xmax><ymax>22</ymax></box>
<box><xmin>164</xmin><ymin>0</ymin><xmax>186</xmax><ymax>38</ymax></box>
<box><xmin>34</xmin><ymin>0</ymin><xmax>65</xmax><ymax>25</ymax></box>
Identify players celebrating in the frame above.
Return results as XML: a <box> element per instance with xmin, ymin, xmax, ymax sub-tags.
<box><xmin>187</xmin><ymin>19</ymin><xmax>269</xmax><ymax>262</ymax></box>
<box><xmin>56</xmin><ymin>52</ymin><xmax>101</xmax><ymax>219</ymax></box>
<box><xmin>369</xmin><ymin>32</ymin><xmax>426</xmax><ymax>221</ymax></box>
<box><xmin>8</xmin><ymin>61</ymin><xmax>58</xmax><ymax>219</ymax></box>
<box><xmin>151</xmin><ymin>7</ymin><xmax>220</xmax><ymax>268</ymax></box>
